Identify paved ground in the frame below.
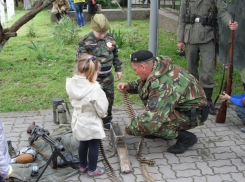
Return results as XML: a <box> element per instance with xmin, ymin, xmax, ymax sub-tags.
<box><xmin>1</xmin><ymin>104</ymin><xmax>245</xmax><ymax>182</ymax></box>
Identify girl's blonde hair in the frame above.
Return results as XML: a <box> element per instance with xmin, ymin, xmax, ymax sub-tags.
<box><xmin>75</xmin><ymin>53</ymin><xmax>101</xmax><ymax>83</ymax></box>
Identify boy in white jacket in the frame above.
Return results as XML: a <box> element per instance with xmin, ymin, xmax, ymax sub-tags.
<box><xmin>66</xmin><ymin>53</ymin><xmax>108</xmax><ymax>177</ymax></box>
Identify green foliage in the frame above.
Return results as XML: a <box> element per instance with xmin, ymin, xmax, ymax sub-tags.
<box><xmin>109</xmin><ymin>28</ymin><xmax>126</xmax><ymax>49</ymax></box>
<box><xmin>27</xmin><ymin>41</ymin><xmax>58</xmax><ymax>61</ymax></box>
<box><xmin>96</xmin><ymin>0</ymin><xmax>112</xmax><ymax>7</ymax></box>
<box><xmin>26</xmin><ymin>23</ymin><xmax>36</xmax><ymax>38</ymax></box>
<box><xmin>53</xmin><ymin>15</ymin><xmax>79</xmax><ymax>45</ymax></box>
<box><xmin>125</xmin><ymin>31</ymin><xmax>140</xmax><ymax>51</ymax></box>
<box><xmin>227</xmin><ymin>0</ymin><xmax>236</xmax><ymax>4</ymax></box>
<box><xmin>54</xmin><ymin>36</ymin><xmax>64</xmax><ymax>51</ymax></box>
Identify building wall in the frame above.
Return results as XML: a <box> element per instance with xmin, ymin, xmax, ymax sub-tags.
<box><xmin>51</xmin><ymin>8</ymin><xmax>179</xmax><ymax>34</ymax></box>
<box><xmin>51</xmin><ymin>8</ymin><xmax>150</xmax><ymax>22</ymax></box>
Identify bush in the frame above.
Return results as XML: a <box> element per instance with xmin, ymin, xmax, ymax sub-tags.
<box><xmin>53</xmin><ymin>16</ymin><xmax>79</xmax><ymax>45</ymax></box>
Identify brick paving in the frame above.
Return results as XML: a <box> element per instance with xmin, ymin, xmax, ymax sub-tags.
<box><xmin>1</xmin><ymin>104</ymin><xmax>245</xmax><ymax>182</ymax></box>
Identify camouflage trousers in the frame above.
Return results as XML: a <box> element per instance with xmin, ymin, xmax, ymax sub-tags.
<box><xmin>126</xmin><ymin>112</ymin><xmax>198</xmax><ymax>140</ymax></box>
<box><xmin>97</xmin><ymin>72</ymin><xmax>114</xmax><ymax>125</ymax></box>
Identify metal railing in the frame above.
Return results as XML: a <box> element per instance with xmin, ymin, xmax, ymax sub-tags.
<box><xmin>118</xmin><ymin>0</ymin><xmax>179</xmax><ymax>9</ymax></box>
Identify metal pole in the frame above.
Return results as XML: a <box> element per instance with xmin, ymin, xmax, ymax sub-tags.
<box><xmin>127</xmin><ymin>0</ymin><xmax>132</xmax><ymax>26</ymax></box>
<box><xmin>148</xmin><ymin>0</ymin><xmax>159</xmax><ymax>57</ymax></box>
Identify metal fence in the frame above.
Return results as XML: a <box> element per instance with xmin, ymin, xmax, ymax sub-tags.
<box><xmin>118</xmin><ymin>0</ymin><xmax>179</xmax><ymax>9</ymax></box>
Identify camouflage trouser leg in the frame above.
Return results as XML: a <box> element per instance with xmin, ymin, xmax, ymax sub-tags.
<box><xmin>126</xmin><ymin>113</ymin><xmax>195</xmax><ymax>140</ymax></box>
<box><xmin>97</xmin><ymin>73</ymin><xmax>114</xmax><ymax>125</ymax></box>
<box><xmin>126</xmin><ymin>118</ymin><xmax>180</xmax><ymax>140</ymax></box>
<box><xmin>4</xmin><ymin>163</ymin><xmax>38</xmax><ymax>182</ymax></box>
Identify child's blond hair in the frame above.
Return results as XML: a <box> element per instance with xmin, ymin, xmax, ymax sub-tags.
<box><xmin>75</xmin><ymin>53</ymin><xmax>101</xmax><ymax>83</ymax></box>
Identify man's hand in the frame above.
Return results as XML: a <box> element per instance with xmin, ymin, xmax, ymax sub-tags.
<box><xmin>229</xmin><ymin>21</ymin><xmax>238</xmax><ymax>30</ymax></box>
<box><xmin>117</xmin><ymin>83</ymin><xmax>129</xmax><ymax>93</ymax></box>
<box><xmin>115</xmin><ymin>72</ymin><xmax>122</xmax><ymax>81</ymax></box>
<box><xmin>177</xmin><ymin>42</ymin><xmax>185</xmax><ymax>52</ymax></box>
<box><xmin>219</xmin><ymin>92</ymin><xmax>230</xmax><ymax>102</ymax></box>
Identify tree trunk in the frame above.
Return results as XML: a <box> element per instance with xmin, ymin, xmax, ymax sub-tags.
<box><xmin>0</xmin><ymin>0</ymin><xmax>55</xmax><ymax>53</ymax></box>
<box><xmin>23</xmin><ymin>0</ymin><xmax>32</xmax><ymax>10</ymax></box>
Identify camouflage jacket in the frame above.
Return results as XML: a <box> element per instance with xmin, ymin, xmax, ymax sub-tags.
<box><xmin>76</xmin><ymin>32</ymin><xmax>122</xmax><ymax>72</ymax></box>
<box><xmin>53</xmin><ymin>0</ymin><xmax>70</xmax><ymax>10</ymax></box>
<box><xmin>127</xmin><ymin>56</ymin><xmax>207</xmax><ymax>134</ymax></box>
<box><xmin>177</xmin><ymin>0</ymin><xmax>231</xmax><ymax>44</ymax></box>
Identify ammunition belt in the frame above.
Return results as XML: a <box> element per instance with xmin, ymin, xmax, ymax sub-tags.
<box><xmin>122</xmin><ymin>92</ymin><xmax>155</xmax><ymax>182</ymax></box>
<box><xmin>99</xmin><ymin>140</ymin><xmax>123</xmax><ymax>182</ymax></box>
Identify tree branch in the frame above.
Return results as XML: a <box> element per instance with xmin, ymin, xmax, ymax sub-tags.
<box><xmin>8</xmin><ymin>0</ymin><xmax>55</xmax><ymax>33</ymax></box>
<box><xmin>0</xmin><ymin>0</ymin><xmax>55</xmax><ymax>45</ymax></box>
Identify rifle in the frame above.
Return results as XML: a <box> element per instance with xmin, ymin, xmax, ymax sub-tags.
<box><xmin>215</xmin><ymin>15</ymin><xmax>235</xmax><ymax>123</ymax></box>
<box><xmin>29</xmin><ymin>125</ymin><xmax>78</xmax><ymax>182</ymax></box>
<box><xmin>214</xmin><ymin>25</ymin><xmax>219</xmax><ymax>70</ymax></box>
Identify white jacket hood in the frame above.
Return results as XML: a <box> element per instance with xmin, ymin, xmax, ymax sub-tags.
<box><xmin>66</xmin><ymin>75</ymin><xmax>99</xmax><ymax>100</ymax></box>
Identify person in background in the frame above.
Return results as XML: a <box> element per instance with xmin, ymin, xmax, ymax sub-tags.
<box><xmin>51</xmin><ymin>0</ymin><xmax>70</xmax><ymax>21</ymax></box>
<box><xmin>66</xmin><ymin>53</ymin><xmax>108</xmax><ymax>177</ymax></box>
<box><xmin>73</xmin><ymin>0</ymin><xmax>85</xmax><ymax>27</ymax></box>
<box><xmin>68</xmin><ymin>0</ymin><xmax>75</xmax><ymax>11</ymax></box>
<box><xmin>177</xmin><ymin>0</ymin><xmax>238</xmax><ymax>115</ymax></box>
<box><xmin>76</xmin><ymin>14</ymin><xmax>122</xmax><ymax>130</ymax></box>
<box><xmin>0</xmin><ymin>120</ymin><xmax>14</xmax><ymax>182</ymax></box>
<box><xmin>88</xmin><ymin>0</ymin><xmax>98</xmax><ymax>15</ymax></box>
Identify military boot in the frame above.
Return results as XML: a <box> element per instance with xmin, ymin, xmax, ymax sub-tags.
<box><xmin>207</xmin><ymin>100</ymin><xmax>216</xmax><ymax>115</ymax></box>
<box><xmin>56</xmin><ymin>13</ymin><xmax>61</xmax><ymax>21</ymax></box>
<box><xmin>167</xmin><ymin>131</ymin><xmax>197</xmax><ymax>154</ymax></box>
<box><xmin>203</xmin><ymin>88</ymin><xmax>217</xmax><ymax>115</ymax></box>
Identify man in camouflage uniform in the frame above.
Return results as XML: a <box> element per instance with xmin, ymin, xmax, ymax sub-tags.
<box><xmin>177</xmin><ymin>0</ymin><xmax>238</xmax><ymax>115</ymax></box>
<box><xmin>76</xmin><ymin>14</ymin><xmax>122</xmax><ymax>130</ymax></box>
<box><xmin>117</xmin><ymin>50</ymin><xmax>208</xmax><ymax>154</ymax></box>
<box><xmin>51</xmin><ymin>0</ymin><xmax>70</xmax><ymax>21</ymax></box>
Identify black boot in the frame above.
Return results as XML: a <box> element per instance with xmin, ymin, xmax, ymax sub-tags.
<box><xmin>55</xmin><ymin>13</ymin><xmax>61</xmax><ymax>21</ymax></box>
<box><xmin>203</xmin><ymin>88</ymin><xmax>217</xmax><ymax>115</ymax></box>
<box><xmin>167</xmin><ymin>131</ymin><xmax>197</xmax><ymax>154</ymax></box>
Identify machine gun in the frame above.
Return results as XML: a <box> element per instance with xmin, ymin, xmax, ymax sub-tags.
<box><xmin>29</xmin><ymin>125</ymin><xmax>78</xmax><ymax>182</ymax></box>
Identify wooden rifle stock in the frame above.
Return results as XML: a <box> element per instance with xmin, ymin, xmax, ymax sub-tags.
<box><xmin>216</xmin><ymin>16</ymin><xmax>235</xmax><ymax>123</ymax></box>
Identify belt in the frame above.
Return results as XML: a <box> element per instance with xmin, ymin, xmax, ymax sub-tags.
<box><xmin>98</xmin><ymin>72</ymin><xmax>111</xmax><ymax>78</ymax></box>
<box><xmin>182</xmin><ymin>108</ymin><xmax>203</xmax><ymax>126</ymax></box>
<box><xmin>182</xmin><ymin>109</ymin><xmax>203</xmax><ymax>117</ymax></box>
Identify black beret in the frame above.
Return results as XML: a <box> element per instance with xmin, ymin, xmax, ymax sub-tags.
<box><xmin>130</xmin><ymin>50</ymin><xmax>154</xmax><ymax>63</ymax></box>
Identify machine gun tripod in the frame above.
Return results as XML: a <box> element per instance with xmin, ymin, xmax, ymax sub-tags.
<box><xmin>28</xmin><ymin>124</ymin><xmax>78</xmax><ymax>182</ymax></box>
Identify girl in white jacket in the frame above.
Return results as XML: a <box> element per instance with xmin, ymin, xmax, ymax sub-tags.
<box><xmin>66</xmin><ymin>53</ymin><xmax>109</xmax><ymax>177</ymax></box>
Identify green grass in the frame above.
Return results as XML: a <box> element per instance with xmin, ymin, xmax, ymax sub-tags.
<box><xmin>0</xmin><ymin>8</ymin><xmax>243</xmax><ymax>112</ymax></box>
